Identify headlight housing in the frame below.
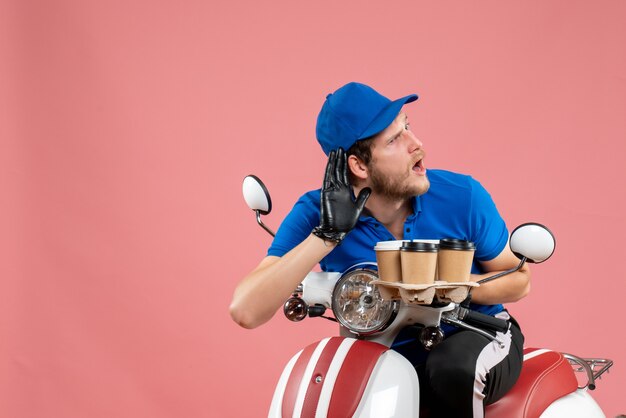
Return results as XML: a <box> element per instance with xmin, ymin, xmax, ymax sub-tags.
<box><xmin>332</xmin><ymin>269</ymin><xmax>397</xmax><ymax>335</ymax></box>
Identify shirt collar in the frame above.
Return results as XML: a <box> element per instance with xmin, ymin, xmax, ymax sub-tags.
<box><xmin>359</xmin><ymin>195</ymin><xmax>422</xmax><ymax>223</ymax></box>
<box><xmin>406</xmin><ymin>195</ymin><xmax>422</xmax><ymax>220</ymax></box>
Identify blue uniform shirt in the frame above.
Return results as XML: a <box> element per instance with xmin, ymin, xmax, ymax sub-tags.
<box><xmin>268</xmin><ymin>169</ymin><xmax>509</xmax><ymax>320</ymax></box>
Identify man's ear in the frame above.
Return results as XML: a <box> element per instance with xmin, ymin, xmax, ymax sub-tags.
<box><xmin>347</xmin><ymin>155</ymin><xmax>368</xmax><ymax>181</ymax></box>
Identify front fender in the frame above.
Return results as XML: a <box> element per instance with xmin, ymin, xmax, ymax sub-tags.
<box><xmin>268</xmin><ymin>337</ymin><xmax>419</xmax><ymax>418</ymax></box>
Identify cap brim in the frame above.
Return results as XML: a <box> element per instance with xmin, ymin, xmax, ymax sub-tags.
<box><xmin>358</xmin><ymin>94</ymin><xmax>418</xmax><ymax>140</ymax></box>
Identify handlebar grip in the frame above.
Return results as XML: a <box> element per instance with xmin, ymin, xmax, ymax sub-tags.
<box><xmin>464</xmin><ymin>311</ymin><xmax>509</xmax><ymax>333</ymax></box>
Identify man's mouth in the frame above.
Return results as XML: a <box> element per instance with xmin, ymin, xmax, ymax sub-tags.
<box><xmin>413</xmin><ymin>158</ymin><xmax>426</xmax><ymax>175</ymax></box>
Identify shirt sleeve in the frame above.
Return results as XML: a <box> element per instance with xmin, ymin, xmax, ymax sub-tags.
<box><xmin>468</xmin><ymin>177</ymin><xmax>509</xmax><ymax>262</ymax></box>
<box><xmin>267</xmin><ymin>190</ymin><xmax>320</xmax><ymax>258</ymax></box>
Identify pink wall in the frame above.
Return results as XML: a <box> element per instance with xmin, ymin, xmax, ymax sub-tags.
<box><xmin>1</xmin><ymin>0</ymin><xmax>625</xmax><ymax>417</ymax></box>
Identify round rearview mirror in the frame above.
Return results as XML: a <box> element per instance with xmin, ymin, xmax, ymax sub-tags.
<box><xmin>509</xmin><ymin>223</ymin><xmax>555</xmax><ymax>263</ymax></box>
<box><xmin>242</xmin><ymin>175</ymin><xmax>272</xmax><ymax>215</ymax></box>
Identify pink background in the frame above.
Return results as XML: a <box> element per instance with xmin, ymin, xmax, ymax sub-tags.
<box><xmin>2</xmin><ymin>0</ymin><xmax>625</xmax><ymax>417</ymax></box>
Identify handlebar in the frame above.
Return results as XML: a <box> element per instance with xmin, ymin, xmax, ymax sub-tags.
<box><xmin>462</xmin><ymin>310</ymin><xmax>509</xmax><ymax>333</ymax></box>
<box><xmin>441</xmin><ymin>307</ymin><xmax>510</xmax><ymax>348</ymax></box>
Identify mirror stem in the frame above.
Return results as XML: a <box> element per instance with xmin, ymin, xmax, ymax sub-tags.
<box><xmin>463</xmin><ymin>257</ymin><xmax>527</xmax><ymax>306</ymax></box>
<box><xmin>477</xmin><ymin>257</ymin><xmax>527</xmax><ymax>285</ymax></box>
<box><xmin>256</xmin><ymin>210</ymin><xmax>276</xmax><ymax>237</ymax></box>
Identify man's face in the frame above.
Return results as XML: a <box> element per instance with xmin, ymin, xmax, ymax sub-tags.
<box><xmin>366</xmin><ymin>112</ymin><xmax>430</xmax><ymax>200</ymax></box>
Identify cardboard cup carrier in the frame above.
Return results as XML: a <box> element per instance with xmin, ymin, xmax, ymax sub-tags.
<box><xmin>374</xmin><ymin>240</ymin><xmax>404</xmax><ymax>282</ymax></box>
<box><xmin>437</xmin><ymin>239</ymin><xmax>476</xmax><ymax>282</ymax></box>
<box><xmin>400</xmin><ymin>242</ymin><xmax>438</xmax><ymax>284</ymax></box>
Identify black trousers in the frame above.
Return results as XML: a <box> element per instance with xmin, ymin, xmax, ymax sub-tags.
<box><xmin>394</xmin><ymin>313</ymin><xmax>524</xmax><ymax>418</ymax></box>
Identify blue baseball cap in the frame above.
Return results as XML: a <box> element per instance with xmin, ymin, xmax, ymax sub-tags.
<box><xmin>316</xmin><ymin>82</ymin><xmax>418</xmax><ymax>155</ymax></box>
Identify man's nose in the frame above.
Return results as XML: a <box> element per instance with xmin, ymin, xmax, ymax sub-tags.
<box><xmin>406</xmin><ymin>131</ymin><xmax>423</xmax><ymax>152</ymax></box>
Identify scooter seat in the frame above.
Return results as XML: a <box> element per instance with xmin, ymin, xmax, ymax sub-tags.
<box><xmin>486</xmin><ymin>347</ymin><xmax>579</xmax><ymax>418</ymax></box>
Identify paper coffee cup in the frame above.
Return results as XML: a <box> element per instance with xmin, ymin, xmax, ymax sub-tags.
<box><xmin>413</xmin><ymin>240</ymin><xmax>441</xmax><ymax>280</ymax></box>
<box><xmin>400</xmin><ymin>242</ymin><xmax>438</xmax><ymax>284</ymax></box>
<box><xmin>375</xmin><ymin>240</ymin><xmax>404</xmax><ymax>282</ymax></box>
<box><xmin>437</xmin><ymin>239</ymin><xmax>476</xmax><ymax>282</ymax></box>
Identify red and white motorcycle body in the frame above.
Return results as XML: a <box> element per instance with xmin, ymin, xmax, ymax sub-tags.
<box><xmin>267</xmin><ymin>270</ymin><xmax>611</xmax><ymax>418</ymax></box>
<box><xmin>270</xmin><ymin>338</ymin><xmax>606</xmax><ymax>418</ymax></box>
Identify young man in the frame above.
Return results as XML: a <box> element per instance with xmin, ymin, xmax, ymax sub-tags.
<box><xmin>230</xmin><ymin>82</ymin><xmax>530</xmax><ymax>418</ymax></box>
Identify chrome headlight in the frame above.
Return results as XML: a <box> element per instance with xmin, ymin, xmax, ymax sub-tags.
<box><xmin>332</xmin><ymin>269</ymin><xmax>397</xmax><ymax>335</ymax></box>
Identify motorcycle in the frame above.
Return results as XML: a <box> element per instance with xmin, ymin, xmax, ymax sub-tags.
<box><xmin>242</xmin><ymin>175</ymin><xmax>614</xmax><ymax>418</ymax></box>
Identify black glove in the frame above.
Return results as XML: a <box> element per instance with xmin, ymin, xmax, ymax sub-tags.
<box><xmin>312</xmin><ymin>148</ymin><xmax>371</xmax><ymax>244</ymax></box>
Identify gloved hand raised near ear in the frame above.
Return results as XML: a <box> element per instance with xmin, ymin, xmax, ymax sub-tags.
<box><xmin>312</xmin><ymin>148</ymin><xmax>371</xmax><ymax>244</ymax></box>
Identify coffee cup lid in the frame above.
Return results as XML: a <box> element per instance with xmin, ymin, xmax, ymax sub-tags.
<box><xmin>412</xmin><ymin>239</ymin><xmax>440</xmax><ymax>244</ymax></box>
<box><xmin>401</xmin><ymin>241</ymin><xmax>439</xmax><ymax>252</ymax></box>
<box><xmin>439</xmin><ymin>238</ymin><xmax>476</xmax><ymax>251</ymax></box>
<box><xmin>374</xmin><ymin>240</ymin><xmax>406</xmax><ymax>250</ymax></box>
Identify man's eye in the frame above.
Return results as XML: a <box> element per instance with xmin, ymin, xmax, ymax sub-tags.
<box><xmin>405</xmin><ymin>123</ymin><xmax>411</xmax><ymax>130</ymax></box>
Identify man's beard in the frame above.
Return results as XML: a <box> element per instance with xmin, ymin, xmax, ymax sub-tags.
<box><xmin>368</xmin><ymin>163</ymin><xmax>430</xmax><ymax>201</ymax></box>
